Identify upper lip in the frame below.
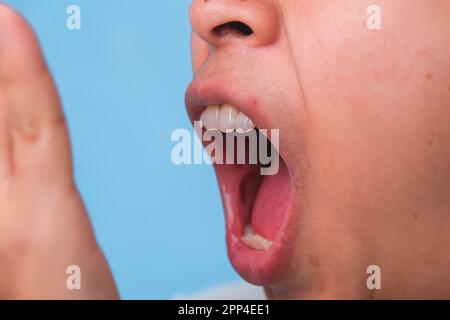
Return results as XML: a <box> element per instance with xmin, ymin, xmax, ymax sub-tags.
<box><xmin>185</xmin><ymin>73</ymin><xmax>269</xmax><ymax>131</ymax></box>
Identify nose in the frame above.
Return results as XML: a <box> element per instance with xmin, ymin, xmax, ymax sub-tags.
<box><xmin>190</xmin><ymin>0</ymin><xmax>280</xmax><ymax>49</ymax></box>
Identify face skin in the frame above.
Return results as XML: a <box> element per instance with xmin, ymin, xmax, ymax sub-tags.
<box><xmin>188</xmin><ymin>0</ymin><xmax>450</xmax><ymax>299</ymax></box>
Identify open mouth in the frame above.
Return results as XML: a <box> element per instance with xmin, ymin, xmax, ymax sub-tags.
<box><xmin>200</xmin><ymin>103</ymin><xmax>292</xmax><ymax>247</ymax></box>
<box><xmin>186</xmin><ymin>83</ymin><xmax>297</xmax><ymax>286</ymax></box>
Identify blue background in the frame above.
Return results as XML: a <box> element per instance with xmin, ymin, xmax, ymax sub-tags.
<box><xmin>4</xmin><ymin>0</ymin><xmax>239</xmax><ymax>299</ymax></box>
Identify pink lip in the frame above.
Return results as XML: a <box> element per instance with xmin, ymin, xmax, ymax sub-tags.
<box><xmin>185</xmin><ymin>75</ymin><xmax>267</xmax><ymax>128</ymax></box>
<box><xmin>185</xmin><ymin>76</ymin><xmax>297</xmax><ymax>286</ymax></box>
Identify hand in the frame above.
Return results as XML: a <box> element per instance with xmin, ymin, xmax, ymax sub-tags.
<box><xmin>0</xmin><ymin>4</ymin><xmax>118</xmax><ymax>299</ymax></box>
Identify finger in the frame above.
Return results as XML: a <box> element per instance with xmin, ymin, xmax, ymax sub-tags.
<box><xmin>0</xmin><ymin>88</ymin><xmax>12</xmax><ymax>180</ymax></box>
<box><xmin>0</xmin><ymin>4</ymin><xmax>73</xmax><ymax>185</ymax></box>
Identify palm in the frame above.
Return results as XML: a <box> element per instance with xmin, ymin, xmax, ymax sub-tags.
<box><xmin>0</xmin><ymin>4</ymin><xmax>117</xmax><ymax>299</ymax></box>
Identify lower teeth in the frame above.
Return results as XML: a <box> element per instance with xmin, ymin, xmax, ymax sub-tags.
<box><xmin>241</xmin><ymin>225</ymin><xmax>273</xmax><ymax>251</ymax></box>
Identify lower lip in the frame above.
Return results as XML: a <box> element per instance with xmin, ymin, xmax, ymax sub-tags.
<box><xmin>220</xmin><ymin>159</ymin><xmax>296</xmax><ymax>286</ymax></box>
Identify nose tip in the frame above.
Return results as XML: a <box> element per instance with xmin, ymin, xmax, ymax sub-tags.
<box><xmin>189</xmin><ymin>0</ymin><xmax>280</xmax><ymax>48</ymax></box>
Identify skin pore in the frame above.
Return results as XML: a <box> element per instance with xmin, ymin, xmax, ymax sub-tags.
<box><xmin>0</xmin><ymin>1</ymin><xmax>449</xmax><ymax>299</ymax></box>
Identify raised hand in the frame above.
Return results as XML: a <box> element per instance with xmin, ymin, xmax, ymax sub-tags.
<box><xmin>0</xmin><ymin>4</ymin><xmax>118</xmax><ymax>299</ymax></box>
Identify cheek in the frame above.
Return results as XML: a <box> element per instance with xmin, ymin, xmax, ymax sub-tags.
<box><xmin>285</xmin><ymin>1</ymin><xmax>450</xmax><ymax>206</ymax></box>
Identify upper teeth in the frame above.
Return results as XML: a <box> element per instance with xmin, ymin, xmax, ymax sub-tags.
<box><xmin>200</xmin><ymin>104</ymin><xmax>256</xmax><ymax>133</ymax></box>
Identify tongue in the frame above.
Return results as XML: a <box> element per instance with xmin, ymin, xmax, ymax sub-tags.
<box><xmin>250</xmin><ymin>159</ymin><xmax>291</xmax><ymax>240</ymax></box>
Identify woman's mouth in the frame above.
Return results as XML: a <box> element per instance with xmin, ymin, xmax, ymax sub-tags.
<box><xmin>186</xmin><ymin>81</ymin><xmax>297</xmax><ymax>286</ymax></box>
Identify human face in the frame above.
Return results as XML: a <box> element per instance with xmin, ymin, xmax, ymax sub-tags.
<box><xmin>186</xmin><ymin>0</ymin><xmax>450</xmax><ymax>299</ymax></box>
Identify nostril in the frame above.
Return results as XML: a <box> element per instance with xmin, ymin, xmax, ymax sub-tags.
<box><xmin>212</xmin><ymin>21</ymin><xmax>254</xmax><ymax>38</ymax></box>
